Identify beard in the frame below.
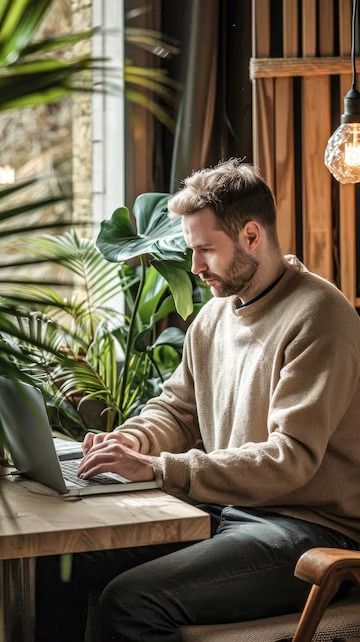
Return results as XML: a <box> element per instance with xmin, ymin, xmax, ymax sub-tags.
<box><xmin>202</xmin><ymin>244</ymin><xmax>259</xmax><ymax>298</ymax></box>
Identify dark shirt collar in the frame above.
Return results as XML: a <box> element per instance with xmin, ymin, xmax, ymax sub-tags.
<box><xmin>233</xmin><ymin>270</ymin><xmax>286</xmax><ymax>310</ymax></box>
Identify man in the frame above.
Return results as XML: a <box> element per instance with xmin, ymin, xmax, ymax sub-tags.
<box><xmin>38</xmin><ymin>160</ymin><xmax>360</xmax><ymax>641</ymax></box>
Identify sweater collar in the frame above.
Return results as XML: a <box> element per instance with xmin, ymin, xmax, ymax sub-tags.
<box><xmin>231</xmin><ymin>255</ymin><xmax>307</xmax><ymax>319</ymax></box>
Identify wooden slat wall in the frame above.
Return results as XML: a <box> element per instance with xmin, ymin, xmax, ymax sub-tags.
<box><xmin>274</xmin><ymin>0</ymin><xmax>297</xmax><ymax>254</ymax></box>
<box><xmin>252</xmin><ymin>0</ymin><xmax>275</xmax><ymax>192</ymax></box>
<box><xmin>252</xmin><ymin>0</ymin><xmax>359</xmax><ymax>306</ymax></box>
<box><xmin>302</xmin><ymin>0</ymin><xmax>333</xmax><ymax>280</ymax></box>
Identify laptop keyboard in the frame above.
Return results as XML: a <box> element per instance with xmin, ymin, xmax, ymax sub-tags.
<box><xmin>60</xmin><ymin>460</ymin><xmax>123</xmax><ymax>487</ymax></box>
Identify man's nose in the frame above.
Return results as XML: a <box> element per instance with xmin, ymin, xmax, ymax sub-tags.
<box><xmin>191</xmin><ymin>250</ymin><xmax>206</xmax><ymax>275</ymax></box>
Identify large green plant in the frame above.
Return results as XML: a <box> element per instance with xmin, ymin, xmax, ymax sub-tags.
<box><xmin>96</xmin><ymin>192</ymin><xmax>195</xmax><ymax>421</ymax></box>
<box><xmin>0</xmin><ymin>0</ymin><xmax>179</xmax><ymax>380</ymax></box>
<box><xmin>7</xmin><ymin>193</ymin><xmax>208</xmax><ymax>436</ymax></box>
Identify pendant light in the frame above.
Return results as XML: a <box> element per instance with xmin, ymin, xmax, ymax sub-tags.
<box><xmin>324</xmin><ymin>0</ymin><xmax>360</xmax><ymax>183</ymax></box>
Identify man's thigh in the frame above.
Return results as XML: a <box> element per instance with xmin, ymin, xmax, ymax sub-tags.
<box><xmin>100</xmin><ymin>509</ymin><xmax>359</xmax><ymax>628</ymax></box>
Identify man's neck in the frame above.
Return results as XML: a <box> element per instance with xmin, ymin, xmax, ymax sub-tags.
<box><xmin>238</xmin><ymin>254</ymin><xmax>287</xmax><ymax>304</ymax></box>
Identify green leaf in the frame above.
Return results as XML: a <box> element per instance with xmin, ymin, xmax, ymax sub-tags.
<box><xmin>96</xmin><ymin>206</ymin><xmax>138</xmax><ymax>263</ymax></box>
<box><xmin>0</xmin><ymin>194</ymin><xmax>71</xmax><ymax>224</ymax></box>
<box><xmin>138</xmin><ymin>266</ymin><xmax>167</xmax><ymax>324</ymax></box>
<box><xmin>0</xmin><ymin>0</ymin><xmax>52</xmax><ymax>65</ymax></box>
<box><xmin>60</xmin><ymin>553</ymin><xmax>73</xmax><ymax>583</ymax></box>
<box><xmin>132</xmin><ymin>327</ymin><xmax>152</xmax><ymax>353</ymax></box>
<box><xmin>0</xmin><ymin>86</ymin><xmax>70</xmax><ymax>111</ymax></box>
<box><xmin>125</xmin><ymin>88</ymin><xmax>175</xmax><ymax>130</ymax></box>
<box><xmin>133</xmin><ymin>194</ymin><xmax>188</xmax><ymax>261</ymax></box>
<box><xmin>0</xmin><ymin>176</ymin><xmax>39</xmax><ymax>199</ymax></box>
<box><xmin>150</xmin><ymin>326</ymin><xmax>185</xmax><ymax>352</ymax></box>
<box><xmin>96</xmin><ymin>193</ymin><xmax>188</xmax><ymax>265</ymax></box>
<box><xmin>125</xmin><ymin>27</ymin><xmax>179</xmax><ymax>56</ymax></box>
<box><xmin>22</xmin><ymin>28</ymin><xmax>99</xmax><ymax>56</ymax></box>
<box><xmin>153</xmin><ymin>261</ymin><xmax>193</xmax><ymax>320</ymax></box>
<box><xmin>125</xmin><ymin>73</ymin><xmax>176</xmax><ymax>106</ymax></box>
<box><xmin>148</xmin><ymin>295</ymin><xmax>175</xmax><ymax>327</ymax></box>
<box><xmin>125</xmin><ymin>64</ymin><xmax>180</xmax><ymax>89</ymax></box>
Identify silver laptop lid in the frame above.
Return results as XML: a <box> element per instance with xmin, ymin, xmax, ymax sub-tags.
<box><xmin>0</xmin><ymin>376</ymin><xmax>67</xmax><ymax>493</ymax></box>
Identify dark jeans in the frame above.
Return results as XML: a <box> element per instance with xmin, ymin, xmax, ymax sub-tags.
<box><xmin>35</xmin><ymin>506</ymin><xmax>360</xmax><ymax>642</ymax></box>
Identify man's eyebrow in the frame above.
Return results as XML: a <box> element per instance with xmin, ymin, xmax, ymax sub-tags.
<box><xmin>188</xmin><ymin>242</ymin><xmax>214</xmax><ymax>249</ymax></box>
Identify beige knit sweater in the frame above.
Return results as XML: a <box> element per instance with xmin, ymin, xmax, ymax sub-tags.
<box><xmin>123</xmin><ymin>256</ymin><xmax>360</xmax><ymax>542</ymax></box>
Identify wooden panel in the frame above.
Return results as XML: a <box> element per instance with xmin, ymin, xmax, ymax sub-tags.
<box><xmin>302</xmin><ymin>0</ymin><xmax>316</xmax><ymax>55</ymax></box>
<box><xmin>283</xmin><ymin>0</ymin><xmax>297</xmax><ymax>55</ymax></box>
<box><xmin>301</xmin><ymin>0</ymin><xmax>333</xmax><ymax>279</ymax></box>
<box><xmin>252</xmin><ymin>0</ymin><xmax>275</xmax><ymax>191</ymax></box>
<box><xmin>250</xmin><ymin>55</ymin><xmax>360</xmax><ymax>79</ymax></box>
<box><xmin>319</xmin><ymin>0</ymin><xmax>334</xmax><ymax>55</ymax></box>
<box><xmin>275</xmin><ymin>0</ymin><xmax>298</xmax><ymax>253</ymax></box>
<box><xmin>0</xmin><ymin>479</ymin><xmax>210</xmax><ymax>559</ymax></box>
<box><xmin>339</xmin><ymin>0</ymin><xmax>356</xmax><ymax>304</ymax></box>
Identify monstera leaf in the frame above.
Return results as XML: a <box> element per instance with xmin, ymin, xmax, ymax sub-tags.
<box><xmin>96</xmin><ymin>193</ymin><xmax>188</xmax><ymax>263</ymax></box>
<box><xmin>96</xmin><ymin>192</ymin><xmax>193</xmax><ymax>320</ymax></box>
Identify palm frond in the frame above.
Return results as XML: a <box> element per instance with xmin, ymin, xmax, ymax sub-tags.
<box><xmin>125</xmin><ymin>88</ymin><xmax>175</xmax><ymax>130</ymax></box>
<box><xmin>21</xmin><ymin>231</ymin><xmax>124</xmax><ymax>305</ymax></box>
<box><xmin>125</xmin><ymin>27</ymin><xmax>179</xmax><ymax>57</ymax></box>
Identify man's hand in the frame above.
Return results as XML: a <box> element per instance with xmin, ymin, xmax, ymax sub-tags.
<box><xmin>82</xmin><ymin>430</ymin><xmax>140</xmax><ymax>456</ymax></box>
<box><xmin>77</xmin><ymin>437</ymin><xmax>157</xmax><ymax>482</ymax></box>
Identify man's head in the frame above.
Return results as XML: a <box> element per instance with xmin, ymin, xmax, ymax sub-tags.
<box><xmin>168</xmin><ymin>159</ymin><xmax>281</xmax><ymax>299</ymax></box>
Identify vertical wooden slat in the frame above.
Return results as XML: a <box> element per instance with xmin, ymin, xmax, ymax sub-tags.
<box><xmin>252</xmin><ymin>0</ymin><xmax>275</xmax><ymax>191</ymax></box>
<box><xmin>319</xmin><ymin>0</ymin><xmax>334</xmax><ymax>54</ymax></box>
<box><xmin>301</xmin><ymin>0</ymin><xmax>333</xmax><ymax>280</ymax></box>
<box><xmin>274</xmin><ymin>0</ymin><xmax>297</xmax><ymax>254</ymax></box>
<box><xmin>339</xmin><ymin>0</ymin><xmax>357</xmax><ymax>305</ymax></box>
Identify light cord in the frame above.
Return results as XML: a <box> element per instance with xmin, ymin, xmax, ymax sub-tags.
<box><xmin>352</xmin><ymin>0</ymin><xmax>359</xmax><ymax>90</ymax></box>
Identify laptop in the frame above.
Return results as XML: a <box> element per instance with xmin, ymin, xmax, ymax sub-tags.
<box><xmin>0</xmin><ymin>376</ymin><xmax>160</xmax><ymax>496</ymax></box>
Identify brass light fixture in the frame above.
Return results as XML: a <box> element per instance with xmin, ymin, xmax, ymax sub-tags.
<box><xmin>324</xmin><ymin>0</ymin><xmax>360</xmax><ymax>183</ymax></box>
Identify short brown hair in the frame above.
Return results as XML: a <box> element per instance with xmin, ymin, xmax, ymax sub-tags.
<box><xmin>168</xmin><ymin>159</ymin><xmax>278</xmax><ymax>244</ymax></box>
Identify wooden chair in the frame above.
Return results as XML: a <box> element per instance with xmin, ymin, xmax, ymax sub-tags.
<box><xmin>180</xmin><ymin>548</ymin><xmax>360</xmax><ymax>642</ymax></box>
<box><xmin>291</xmin><ymin>547</ymin><xmax>360</xmax><ymax>641</ymax></box>
<box><xmin>86</xmin><ymin>548</ymin><xmax>360</xmax><ymax>642</ymax></box>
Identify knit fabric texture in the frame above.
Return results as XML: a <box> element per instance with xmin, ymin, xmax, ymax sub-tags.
<box><xmin>122</xmin><ymin>256</ymin><xmax>360</xmax><ymax>542</ymax></box>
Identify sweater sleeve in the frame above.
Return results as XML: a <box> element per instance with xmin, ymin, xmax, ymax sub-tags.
<box><xmin>158</xmin><ymin>332</ymin><xmax>360</xmax><ymax>505</ymax></box>
<box><xmin>119</xmin><ymin>327</ymin><xmax>201</xmax><ymax>456</ymax></box>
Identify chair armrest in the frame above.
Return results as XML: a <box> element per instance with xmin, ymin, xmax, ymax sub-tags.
<box><xmin>295</xmin><ymin>547</ymin><xmax>360</xmax><ymax>586</ymax></box>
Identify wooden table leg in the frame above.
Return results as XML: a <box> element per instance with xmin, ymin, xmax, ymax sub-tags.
<box><xmin>0</xmin><ymin>559</ymin><xmax>36</xmax><ymax>642</ymax></box>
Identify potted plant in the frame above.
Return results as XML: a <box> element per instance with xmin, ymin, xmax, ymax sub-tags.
<box><xmin>0</xmin><ymin>1</ymin><xmax>199</xmax><ymax>444</ymax></box>
<box><xmin>5</xmin><ymin>192</ymin><xmax>211</xmax><ymax>439</ymax></box>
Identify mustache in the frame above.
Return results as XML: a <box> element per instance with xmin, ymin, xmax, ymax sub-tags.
<box><xmin>200</xmin><ymin>272</ymin><xmax>220</xmax><ymax>281</ymax></box>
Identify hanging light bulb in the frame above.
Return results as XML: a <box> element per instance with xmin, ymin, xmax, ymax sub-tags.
<box><xmin>324</xmin><ymin>0</ymin><xmax>360</xmax><ymax>183</ymax></box>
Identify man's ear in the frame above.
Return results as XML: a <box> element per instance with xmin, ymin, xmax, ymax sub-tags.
<box><xmin>239</xmin><ymin>221</ymin><xmax>261</xmax><ymax>251</ymax></box>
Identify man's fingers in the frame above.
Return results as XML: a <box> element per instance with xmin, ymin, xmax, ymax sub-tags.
<box><xmin>78</xmin><ymin>453</ymin><xmax>116</xmax><ymax>479</ymax></box>
<box><xmin>82</xmin><ymin>432</ymin><xmax>110</xmax><ymax>454</ymax></box>
<box><xmin>78</xmin><ymin>443</ymin><xmax>127</xmax><ymax>474</ymax></box>
<box><xmin>77</xmin><ymin>443</ymin><xmax>155</xmax><ymax>482</ymax></box>
<box><xmin>82</xmin><ymin>432</ymin><xmax>95</xmax><ymax>454</ymax></box>
<box><xmin>84</xmin><ymin>438</ymin><xmax>120</xmax><ymax>457</ymax></box>
<box><xmin>82</xmin><ymin>430</ymin><xmax>140</xmax><ymax>457</ymax></box>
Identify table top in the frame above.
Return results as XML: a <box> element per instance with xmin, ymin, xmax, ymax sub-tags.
<box><xmin>0</xmin><ymin>474</ymin><xmax>210</xmax><ymax>560</ymax></box>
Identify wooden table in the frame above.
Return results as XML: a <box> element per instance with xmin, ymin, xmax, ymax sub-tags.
<box><xmin>0</xmin><ymin>474</ymin><xmax>210</xmax><ymax>642</ymax></box>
